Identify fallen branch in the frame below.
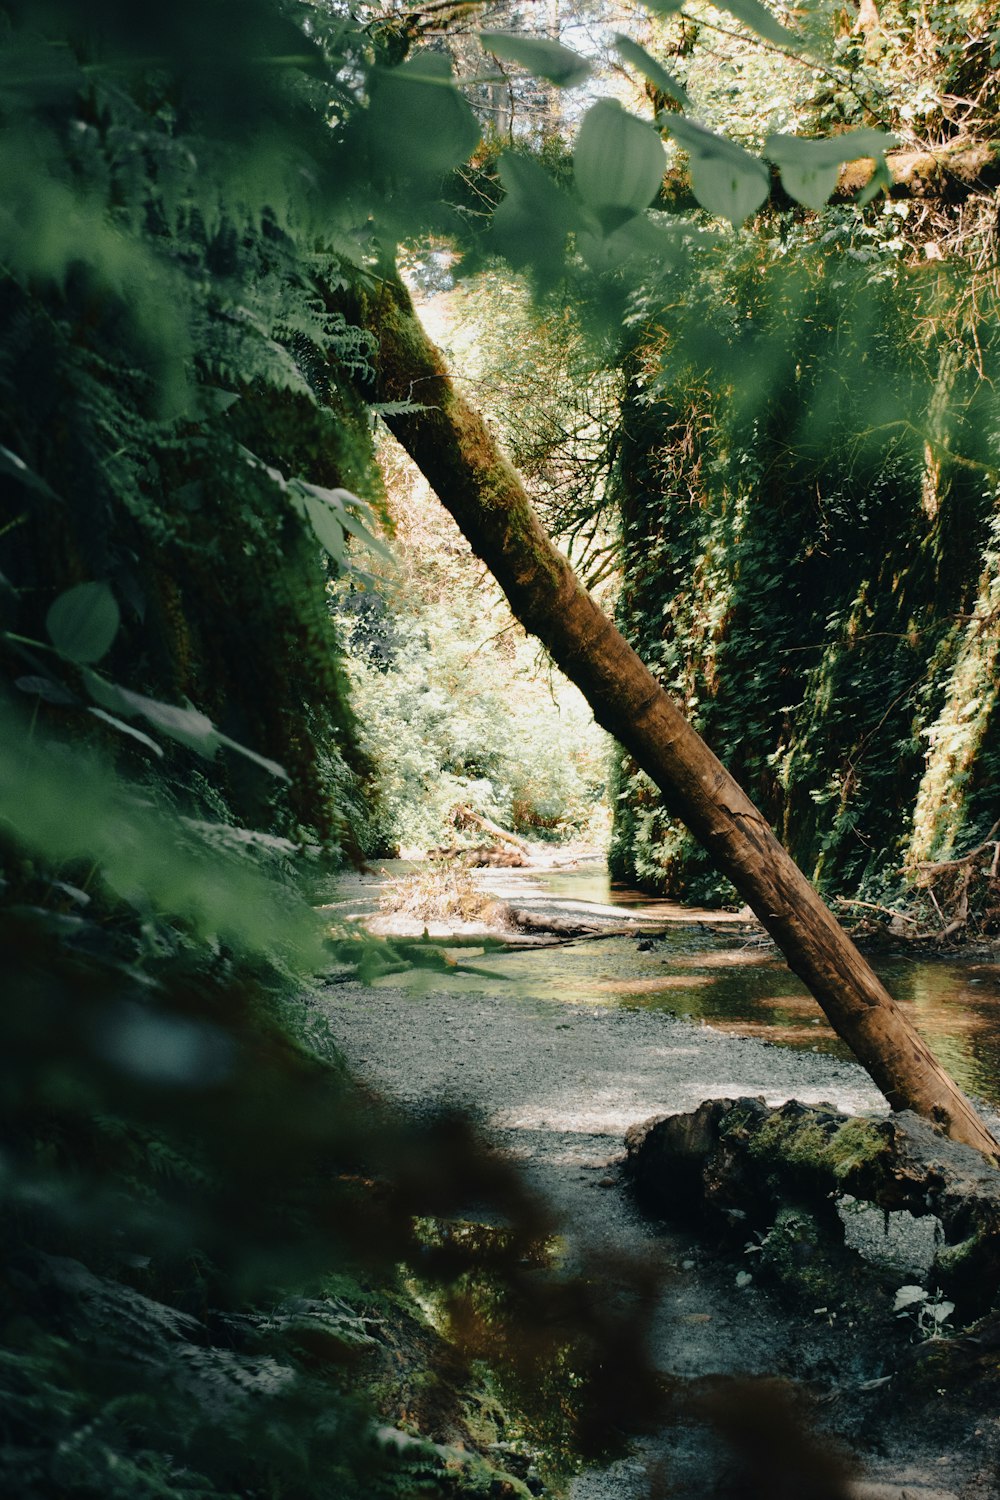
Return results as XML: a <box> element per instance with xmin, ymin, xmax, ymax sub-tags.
<box><xmin>451</xmin><ymin>803</ymin><xmax>530</xmax><ymax>853</ymax></box>
<box><xmin>833</xmin><ymin>897</ymin><xmax>920</xmax><ymax>925</ymax></box>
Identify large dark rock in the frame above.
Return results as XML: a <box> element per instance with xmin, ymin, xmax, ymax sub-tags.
<box><xmin>624</xmin><ymin>1098</ymin><xmax>1000</xmax><ymax>1319</ymax></box>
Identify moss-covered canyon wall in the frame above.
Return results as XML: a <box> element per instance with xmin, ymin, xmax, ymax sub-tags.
<box><xmin>609</xmin><ymin>228</ymin><xmax>1000</xmax><ymax>909</ymax></box>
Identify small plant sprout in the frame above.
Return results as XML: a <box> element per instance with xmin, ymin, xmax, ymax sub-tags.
<box><xmin>893</xmin><ymin>1284</ymin><xmax>955</xmax><ymax>1339</ymax></box>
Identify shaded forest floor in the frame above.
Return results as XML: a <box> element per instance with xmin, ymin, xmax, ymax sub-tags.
<box><xmin>315</xmin><ymin>858</ymin><xmax>1000</xmax><ymax>1498</ymax></box>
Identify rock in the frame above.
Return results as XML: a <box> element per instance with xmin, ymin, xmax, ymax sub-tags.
<box><xmin>624</xmin><ymin>1097</ymin><xmax>1000</xmax><ymax>1319</ymax></box>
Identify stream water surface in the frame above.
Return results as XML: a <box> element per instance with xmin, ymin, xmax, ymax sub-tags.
<box><xmin>352</xmin><ymin>859</ymin><xmax>1000</xmax><ymax>1110</ymax></box>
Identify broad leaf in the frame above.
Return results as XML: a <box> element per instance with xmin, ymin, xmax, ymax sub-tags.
<box><xmin>665</xmin><ymin>115</ymin><xmax>770</xmax><ymax>225</ymax></box>
<box><xmin>614</xmin><ymin>36</ymin><xmax>691</xmax><ymax>110</ymax></box>
<box><xmin>85</xmin><ymin>673</ymin><xmax>288</xmax><ymax>779</ymax></box>
<box><xmin>493</xmin><ymin>153</ymin><xmax>582</xmax><ymax>276</ymax></box>
<box><xmin>893</xmin><ymin>1285</ymin><xmax>927</xmax><ymax>1311</ymax></box>
<box><xmin>479</xmin><ymin>32</ymin><xmax>591</xmax><ymax>87</ymax></box>
<box><xmin>88</xmin><ymin>707</ymin><xmax>164</xmax><ymax>756</ymax></box>
<box><xmin>298</xmin><ymin>491</ymin><xmax>344</xmax><ymax>565</ymax></box>
<box><xmin>86</xmin><ymin>677</ymin><xmax>217</xmax><ymax>757</ymax></box>
<box><xmin>715</xmin><ymin>0</ymin><xmax>802</xmax><ymax>49</ymax></box>
<box><xmin>291</xmin><ymin>478</ymin><xmax>392</xmax><ymax>564</ymax></box>
<box><xmin>216</xmin><ymin>733</ymin><xmax>289</xmax><ymax>782</ymax></box>
<box><xmin>46</xmin><ymin>581</ymin><xmax>120</xmax><ymax>664</ymax></box>
<box><xmin>579</xmin><ymin>213</ymin><xmax>688</xmax><ymax>275</ymax></box>
<box><xmin>574</xmin><ymin>100</ymin><xmax>666</xmax><ymax>230</ymax></box>
<box><xmin>856</xmin><ymin>154</ymin><xmax>894</xmax><ymax>206</ymax></box>
<box><xmin>766</xmin><ymin>129</ymin><xmax>899</xmax><ymax>209</ymax></box>
<box><xmin>367</xmin><ymin>54</ymin><xmax>480</xmax><ymax>177</ymax></box>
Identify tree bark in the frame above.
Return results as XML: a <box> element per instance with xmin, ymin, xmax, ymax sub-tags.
<box><xmin>348</xmin><ymin>269</ymin><xmax>1000</xmax><ymax>1164</ymax></box>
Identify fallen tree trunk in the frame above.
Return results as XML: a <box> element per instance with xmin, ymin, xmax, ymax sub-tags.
<box><xmin>347</xmin><ymin>269</ymin><xmax>1000</xmax><ymax>1164</ymax></box>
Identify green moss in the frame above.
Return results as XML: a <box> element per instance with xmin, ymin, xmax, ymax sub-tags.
<box><xmin>935</xmin><ymin>1235</ymin><xmax>982</xmax><ymax>1279</ymax></box>
<box><xmin>744</xmin><ymin>1111</ymin><xmax>890</xmax><ymax>1187</ymax></box>
<box><xmin>611</xmin><ymin>220</ymin><xmax>1000</xmax><ymax>905</ymax></box>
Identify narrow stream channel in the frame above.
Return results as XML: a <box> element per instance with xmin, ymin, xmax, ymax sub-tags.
<box><xmin>342</xmin><ymin>858</ymin><xmax>1000</xmax><ymax>1109</ymax></box>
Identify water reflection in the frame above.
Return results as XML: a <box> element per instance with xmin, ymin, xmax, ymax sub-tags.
<box><xmin>368</xmin><ymin>860</ymin><xmax>1000</xmax><ymax>1107</ymax></box>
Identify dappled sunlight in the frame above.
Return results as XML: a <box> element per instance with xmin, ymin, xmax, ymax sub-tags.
<box><xmin>589</xmin><ymin>974</ymin><xmax>715</xmax><ymax>996</ymax></box>
<box><xmin>360</xmin><ymin>860</ymin><xmax>1000</xmax><ymax>1106</ymax></box>
<box><xmin>667</xmin><ymin>948</ymin><xmax>786</xmax><ymax>969</ymax></box>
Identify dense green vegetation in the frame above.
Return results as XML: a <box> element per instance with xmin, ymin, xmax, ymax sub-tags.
<box><xmin>335</xmin><ymin>359</ymin><xmax>610</xmax><ymax>856</ymax></box>
<box><xmin>0</xmin><ymin>3</ymin><xmax>631</xmax><ymax>1494</ymax></box>
<box><xmin>607</xmin><ymin>1</ymin><xmax>1000</xmax><ymax>923</ymax></box>
<box><xmin>7</xmin><ymin>0</ymin><xmax>1000</xmax><ymax>1493</ymax></box>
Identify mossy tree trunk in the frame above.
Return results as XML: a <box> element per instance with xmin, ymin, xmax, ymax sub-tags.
<box><xmin>348</xmin><ymin>269</ymin><xmax>1000</xmax><ymax>1164</ymax></box>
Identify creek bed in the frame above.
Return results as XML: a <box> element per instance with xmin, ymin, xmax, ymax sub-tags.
<box><xmin>317</xmin><ymin>857</ymin><xmax>1000</xmax><ymax>1497</ymax></box>
<box><xmin>334</xmin><ymin>858</ymin><xmax>1000</xmax><ymax>1109</ymax></box>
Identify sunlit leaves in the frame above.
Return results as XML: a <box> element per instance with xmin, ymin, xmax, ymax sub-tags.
<box><xmin>46</xmin><ymin>582</ymin><xmax>120</xmax><ymax>664</ymax></box>
<box><xmin>665</xmin><ymin>116</ymin><xmax>770</xmax><ymax>224</ymax></box>
<box><xmin>479</xmin><ymin>31</ymin><xmax>591</xmax><ymax>87</ymax></box>
<box><xmin>614</xmin><ymin>36</ymin><xmax>691</xmax><ymax>110</ymax></box>
<box><xmin>766</xmin><ymin>129</ymin><xmax>899</xmax><ymax>210</ymax></box>
<box><xmin>290</xmin><ymin>478</ymin><xmax>393</xmax><ymax>568</ymax></box>
<box><xmin>574</xmin><ymin>101</ymin><xmax>666</xmax><ymax>232</ymax></box>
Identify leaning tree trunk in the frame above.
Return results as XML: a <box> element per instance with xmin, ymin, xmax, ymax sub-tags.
<box><xmin>348</xmin><ymin>269</ymin><xmax>1000</xmax><ymax>1164</ymax></box>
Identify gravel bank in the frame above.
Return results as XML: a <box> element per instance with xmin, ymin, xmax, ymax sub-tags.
<box><xmin>316</xmin><ymin>976</ymin><xmax>993</xmax><ymax>1498</ymax></box>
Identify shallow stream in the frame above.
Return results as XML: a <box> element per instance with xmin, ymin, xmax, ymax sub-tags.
<box><xmin>349</xmin><ymin>859</ymin><xmax>1000</xmax><ymax>1109</ymax></box>
<box><xmin>320</xmin><ymin>859</ymin><xmax>1000</xmax><ymax>1496</ymax></box>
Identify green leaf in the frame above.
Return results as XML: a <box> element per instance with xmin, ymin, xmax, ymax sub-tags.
<box><xmin>291</xmin><ymin>479</ymin><xmax>392</xmax><ymax>564</ymax></box>
<box><xmin>46</xmin><ymin>582</ymin><xmax>120</xmax><ymax>664</ymax></box>
<box><xmin>86</xmin><ymin>675</ymin><xmax>217</xmax><ymax>757</ymax></box>
<box><xmin>0</xmin><ymin>705</ymin><xmax>321</xmax><ymax>963</ymax></box>
<box><xmin>197</xmin><ymin>386</ymin><xmax>241</xmax><ymax>415</ymax></box>
<box><xmin>88</xmin><ymin>707</ymin><xmax>164</xmax><ymax>757</ymax></box>
<box><xmin>126</xmin><ymin>699</ymin><xmax>214</xmax><ymax>757</ymax></box>
<box><xmin>574</xmin><ymin>100</ymin><xmax>666</xmax><ymax>230</ymax></box>
<box><xmin>614</xmin><ymin>36</ymin><xmax>691</xmax><ymax>110</ymax></box>
<box><xmin>893</xmin><ymin>1285</ymin><xmax>927</xmax><ymax>1311</ymax></box>
<box><xmin>855</xmin><ymin>154</ymin><xmax>894</xmax><ymax>206</ymax></box>
<box><xmin>765</xmin><ymin>129</ymin><xmax>899</xmax><ymax>209</ymax></box>
<box><xmin>641</xmin><ymin>0</ymin><xmax>685</xmax><ymax>14</ymax></box>
<box><xmin>492</xmin><ymin>153</ymin><xmax>582</xmax><ymax>276</ymax></box>
<box><xmin>215</xmin><ymin>734</ymin><xmax>289</xmax><ymax>782</ymax></box>
<box><xmin>85</xmin><ymin>671</ymin><xmax>291</xmax><ymax>779</ymax></box>
<box><xmin>367</xmin><ymin>54</ymin><xmax>480</xmax><ymax>177</ymax></box>
<box><xmin>665</xmin><ymin>115</ymin><xmax>770</xmax><ymax>225</ymax></box>
<box><xmin>771</xmin><ymin>158</ymin><xmax>839</xmax><ymax>210</ymax></box>
<box><xmin>766</xmin><ymin>128</ymin><xmax>900</xmax><ymax>170</ymax></box>
<box><xmin>297</xmin><ymin>491</ymin><xmax>344</xmax><ymax>565</ymax></box>
<box><xmin>714</xmin><ymin>0</ymin><xmax>803</xmax><ymax>49</ymax></box>
<box><xmin>0</xmin><ymin>443</ymin><xmax>59</xmax><ymax>499</ymax></box>
<box><xmin>479</xmin><ymin>31</ymin><xmax>591</xmax><ymax>87</ymax></box>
